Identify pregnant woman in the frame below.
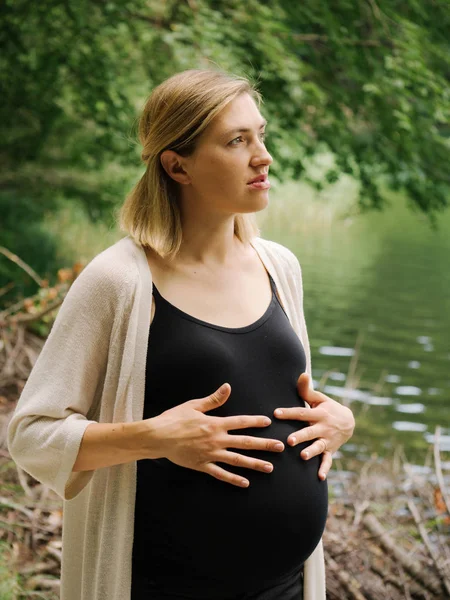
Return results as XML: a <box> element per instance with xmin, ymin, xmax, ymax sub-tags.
<box><xmin>7</xmin><ymin>68</ymin><xmax>355</xmax><ymax>600</ymax></box>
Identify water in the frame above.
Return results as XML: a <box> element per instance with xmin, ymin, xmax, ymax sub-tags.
<box><xmin>261</xmin><ymin>187</ymin><xmax>450</xmax><ymax>470</ymax></box>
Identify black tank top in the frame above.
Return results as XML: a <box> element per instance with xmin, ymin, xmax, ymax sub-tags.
<box><xmin>131</xmin><ymin>270</ymin><xmax>328</xmax><ymax>599</ymax></box>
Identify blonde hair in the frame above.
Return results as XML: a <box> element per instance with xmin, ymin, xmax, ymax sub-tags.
<box><xmin>117</xmin><ymin>68</ymin><xmax>263</xmax><ymax>260</ymax></box>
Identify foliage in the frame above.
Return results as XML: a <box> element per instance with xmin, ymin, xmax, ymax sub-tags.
<box><xmin>1</xmin><ymin>0</ymin><xmax>449</xmax><ymax>298</ymax></box>
<box><xmin>0</xmin><ymin>192</ymin><xmax>63</xmax><ymax>303</ymax></box>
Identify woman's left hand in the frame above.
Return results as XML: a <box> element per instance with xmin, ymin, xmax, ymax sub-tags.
<box><xmin>273</xmin><ymin>372</ymin><xmax>355</xmax><ymax>481</ymax></box>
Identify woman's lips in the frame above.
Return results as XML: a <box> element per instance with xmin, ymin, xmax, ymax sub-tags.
<box><xmin>247</xmin><ymin>179</ymin><xmax>271</xmax><ymax>190</ymax></box>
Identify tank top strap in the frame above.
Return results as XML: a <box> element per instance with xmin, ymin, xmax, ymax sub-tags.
<box><xmin>267</xmin><ymin>271</ymin><xmax>289</xmax><ymax>319</ymax></box>
<box><xmin>267</xmin><ymin>270</ymin><xmax>280</xmax><ymax>298</ymax></box>
<box><xmin>151</xmin><ymin>281</ymin><xmax>162</xmax><ymax>299</ymax></box>
<box><xmin>266</xmin><ymin>270</ymin><xmax>276</xmax><ymax>290</ymax></box>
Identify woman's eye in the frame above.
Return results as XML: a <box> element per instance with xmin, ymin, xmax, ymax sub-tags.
<box><xmin>229</xmin><ymin>132</ymin><xmax>267</xmax><ymax>145</ymax></box>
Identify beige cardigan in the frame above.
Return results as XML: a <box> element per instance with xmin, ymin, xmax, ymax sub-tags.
<box><xmin>7</xmin><ymin>234</ymin><xmax>326</xmax><ymax>600</ymax></box>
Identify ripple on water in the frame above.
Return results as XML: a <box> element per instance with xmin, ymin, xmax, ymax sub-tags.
<box><xmin>392</xmin><ymin>421</ymin><xmax>427</xmax><ymax>432</ymax></box>
<box><xmin>424</xmin><ymin>432</ymin><xmax>450</xmax><ymax>451</ymax></box>
<box><xmin>369</xmin><ymin>396</ymin><xmax>393</xmax><ymax>406</ymax></box>
<box><xmin>319</xmin><ymin>346</ymin><xmax>355</xmax><ymax>357</ymax></box>
<box><xmin>328</xmin><ymin>372</ymin><xmax>346</xmax><ymax>381</ymax></box>
<box><xmin>385</xmin><ymin>374</ymin><xmax>401</xmax><ymax>383</ymax></box>
<box><xmin>323</xmin><ymin>385</ymin><xmax>370</xmax><ymax>402</ymax></box>
<box><xmin>428</xmin><ymin>387</ymin><xmax>441</xmax><ymax>395</ymax></box>
<box><xmin>395</xmin><ymin>385</ymin><xmax>422</xmax><ymax>396</ymax></box>
<box><xmin>341</xmin><ymin>443</ymin><xmax>359</xmax><ymax>452</ymax></box>
<box><xmin>395</xmin><ymin>403</ymin><xmax>426</xmax><ymax>414</ymax></box>
<box><xmin>408</xmin><ymin>360</ymin><xmax>421</xmax><ymax>369</ymax></box>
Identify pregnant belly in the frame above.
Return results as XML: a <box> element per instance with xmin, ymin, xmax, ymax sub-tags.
<box><xmin>133</xmin><ymin>417</ymin><xmax>328</xmax><ymax>597</ymax></box>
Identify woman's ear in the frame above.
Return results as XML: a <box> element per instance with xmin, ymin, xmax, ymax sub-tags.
<box><xmin>160</xmin><ymin>150</ymin><xmax>191</xmax><ymax>185</ymax></box>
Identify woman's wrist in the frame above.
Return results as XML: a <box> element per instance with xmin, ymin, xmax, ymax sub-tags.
<box><xmin>72</xmin><ymin>419</ymin><xmax>162</xmax><ymax>472</ymax></box>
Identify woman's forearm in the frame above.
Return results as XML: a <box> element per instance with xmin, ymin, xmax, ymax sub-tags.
<box><xmin>72</xmin><ymin>420</ymin><xmax>156</xmax><ymax>472</ymax></box>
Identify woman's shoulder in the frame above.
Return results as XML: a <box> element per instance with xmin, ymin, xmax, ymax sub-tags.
<box><xmin>68</xmin><ymin>236</ymin><xmax>141</xmax><ymax>303</ymax></box>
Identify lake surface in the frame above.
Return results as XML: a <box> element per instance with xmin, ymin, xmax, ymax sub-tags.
<box><xmin>260</xmin><ymin>186</ymin><xmax>450</xmax><ymax>473</ymax></box>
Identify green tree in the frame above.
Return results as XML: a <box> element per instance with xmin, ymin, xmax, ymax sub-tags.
<box><xmin>1</xmin><ymin>0</ymin><xmax>449</xmax><ymax>295</ymax></box>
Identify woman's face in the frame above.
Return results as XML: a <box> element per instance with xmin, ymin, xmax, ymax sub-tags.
<box><xmin>165</xmin><ymin>92</ymin><xmax>273</xmax><ymax>217</ymax></box>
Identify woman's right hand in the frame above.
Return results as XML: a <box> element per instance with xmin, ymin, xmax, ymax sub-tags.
<box><xmin>143</xmin><ymin>383</ymin><xmax>285</xmax><ymax>488</ymax></box>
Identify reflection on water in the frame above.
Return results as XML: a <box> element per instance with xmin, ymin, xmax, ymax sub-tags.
<box><xmin>328</xmin><ymin>372</ymin><xmax>346</xmax><ymax>381</ymax></box>
<box><xmin>322</xmin><ymin>385</ymin><xmax>371</xmax><ymax>402</ymax></box>
<box><xmin>396</xmin><ymin>403</ymin><xmax>425</xmax><ymax>413</ymax></box>
<box><xmin>262</xmin><ymin>186</ymin><xmax>450</xmax><ymax>469</ymax></box>
<box><xmin>319</xmin><ymin>346</ymin><xmax>355</xmax><ymax>356</ymax></box>
<box><xmin>396</xmin><ymin>385</ymin><xmax>422</xmax><ymax>395</ymax></box>
<box><xmin>369</xmin><ymin>396</ymin><xmax>393</xmax><ymax>406</ymax></box>
<box><xmin>408</xmin><ymin>360</ymin><xmax>421</xmax><ymax>369</ymax></box>
<box><xmin>392</xmin><ymin>421</ymin><xmax>428</xmax><ymax>432</ymax></box>
<box><xmin>386</xmin><ymin>374</ymin><xmax>401</xmax><ymax>383</ymax></box>
<box><xmin>425</xmin><ymin>433</ymin><xmax>450</xmax><ymax>451</ymax></box>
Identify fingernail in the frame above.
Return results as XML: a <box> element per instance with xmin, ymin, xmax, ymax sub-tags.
<box><xmin>275</xmin><ymin>442</ymin><xmax>284</xmax><ymax>450</ymax></box>
<box><xmin>263</xmin><ymin>464</ymin><xmax>273</xmax><ymax>472</ymax></box>
<box><xmin>289</xmin><ymin>436</ymin><xmax>296</xmax><ymax>445</ymax></box>
<box><xmin>320</xmin><ymin>472</ymin><xmax>326</xmax><ymax>480</ymax></box>
<box><xmin>303</xmin><ymin>451</ymin><xmax>309</xmax><ymax>458</ymax></box>
<box><xmin>241</xmin><ymin>479</ymin><xmax>249</xmax><ymax>487</ymax></box>
<box><xmin>274</xmin><ymin>409</ymin><xmax>283</xmax><ymax>416</ymax></box>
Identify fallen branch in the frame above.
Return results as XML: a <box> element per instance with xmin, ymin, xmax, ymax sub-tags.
<box><xmin>327</xmin><ymin>555</ymin><xmax>367</xmax><ymax>600</ymax></box>
<box><xmin>406</xmin><ymin>493</ymin><xmax>450</xmax><ymax>596</ymax></box>
<box><xmin>362</xmin><ymin>512</ymin><xmax>443</xmax><ymax>595</ymax></box>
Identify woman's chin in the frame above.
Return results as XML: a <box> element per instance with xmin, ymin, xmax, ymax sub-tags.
<box><xmin>254</xmin><ymin>191</ymin><xmax>270</xmax><ymax>210</ymax></box>
<box><xmin>242</xmin><ymin>190</ymin><xmax>270</xmax><ymax>212</ymax></box>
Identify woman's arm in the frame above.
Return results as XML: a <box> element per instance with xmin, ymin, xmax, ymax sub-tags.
<box><xmin>73</xmin><ymin>385</ymin><xmax>285</xmax><ymax>489</ymax></box>
<box><xmin>72</xmin><ymin>421</ymin><xmax>150</xmax><ymax>472</ymax></box>
<box><xmin>7</xmin><ymin>256</ymin><xmax>123</xmax><ymax>500</ymax></box>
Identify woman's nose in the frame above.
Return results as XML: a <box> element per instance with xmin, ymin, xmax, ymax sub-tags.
<box><xmin>253</xmin><ymin>143</ymin><xmax>273</xmax><ymax>166</ymax></box>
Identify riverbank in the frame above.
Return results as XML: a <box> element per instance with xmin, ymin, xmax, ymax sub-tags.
<box><xmin>1</xmin><ymin>440</ymin><xmax>449</xmax><ymax>599</ymax></box>
<box><xmin>1</xmin><ymin>212</ymin><xmax>449</xmax><ymax>598</ymax></box>
<box><xmin>1</xmin><ymin>323</ymin><xmax>449</xmax><ymax>598</ymax></box>
<box><xmin>325</xmin><ymin>445</ymin><xmax>450</xmax><ymax>599</ymax></box>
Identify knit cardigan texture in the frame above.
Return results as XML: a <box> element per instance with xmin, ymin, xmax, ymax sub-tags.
<box><xmin>7</xmin><ymin>234</ymin><xmax>326</xmax><ymax>600</ymax></box>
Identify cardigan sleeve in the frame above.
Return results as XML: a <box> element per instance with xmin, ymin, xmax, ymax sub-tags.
<box><xmin>7</xmin><ymin>257</ymin><xmax>125</xmax><ymax>501</ymax></box>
